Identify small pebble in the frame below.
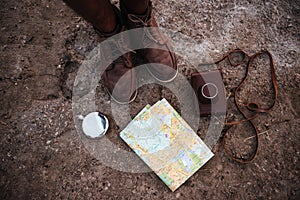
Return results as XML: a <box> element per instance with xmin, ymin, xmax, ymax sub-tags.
<box><xmin>216</xmin><ymin>164</ymin><xmax>223</xmax><ymax>171</ymax></box>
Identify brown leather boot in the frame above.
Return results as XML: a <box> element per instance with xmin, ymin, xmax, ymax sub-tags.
<box><xmin>120</xmin><ymin>0</ymin><xmax>178</xmax><ymax>82</ymax></box>
<box><xmin>96</xmin><ymin>6</ymin><xmax>137</xmax><ymax>104</ymax></box>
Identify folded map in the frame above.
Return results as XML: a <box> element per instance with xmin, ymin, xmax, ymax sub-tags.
<box><xmin>120</xmin><ymin>99</ymin><xmax>214</xmax><ymax>191</ymax></box>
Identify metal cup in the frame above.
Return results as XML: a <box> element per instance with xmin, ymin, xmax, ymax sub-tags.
<box><xmin>82</xmin><ymin>112</ymin><xmax>109</xmax><ymax>138</ymax></box>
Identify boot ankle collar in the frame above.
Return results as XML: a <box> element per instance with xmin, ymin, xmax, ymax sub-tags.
<box><xmin>94</xmin><ymin>5</ymin><xmax>124</xmax><ymax>37</ymax></box>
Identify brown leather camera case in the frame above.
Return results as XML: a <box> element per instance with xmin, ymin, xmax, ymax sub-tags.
<box><xmin>191</xmin><ymin>70</ymin><xmax>226</xmax><ymax>116</ymax></box>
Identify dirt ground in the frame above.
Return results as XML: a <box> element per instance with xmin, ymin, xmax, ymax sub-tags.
<box><xmin>0</xmin><ymin>0</ymin><xmax>299</xmax><ymax>199</ymax></box>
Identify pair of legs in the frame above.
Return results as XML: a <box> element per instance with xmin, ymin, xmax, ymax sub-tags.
<box><xmin>64</xmin><ymin>0</ymin><xmax>178</xmax><ymax>103</ymax></box>
<box><xmin>64</xmin><ymin>0</ymin><xmax>149</xmax><ymax>33</ymax></box>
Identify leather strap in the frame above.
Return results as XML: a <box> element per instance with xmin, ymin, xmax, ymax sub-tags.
<box><xmin>214</xmin><ymin>49</ymin><xmax>278</xmax><ymax>163</ymax></box>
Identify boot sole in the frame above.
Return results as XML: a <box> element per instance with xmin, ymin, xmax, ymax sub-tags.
<box><xmin>105</xmin><ymin>87</ymin><xmax>138</xmax><ymax>105</ymax></box>
<box><xmin>146</xmin><ymin>64</ymin><xmax>179</xmax><ymax>83</ymax></box>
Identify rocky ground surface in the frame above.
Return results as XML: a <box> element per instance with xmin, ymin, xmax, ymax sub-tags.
<box><xmin>0</xmin><ymin>0</ymin><xmax>299</xmax><ymax>199</ymax></box>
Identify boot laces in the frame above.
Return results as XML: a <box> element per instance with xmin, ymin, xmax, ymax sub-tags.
<box><xmin>128</xmin><ymin>14</ymin><xmax>168</xmax><ymax>46</ymax></box>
